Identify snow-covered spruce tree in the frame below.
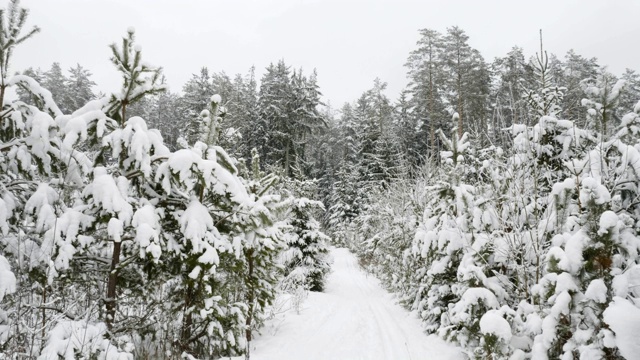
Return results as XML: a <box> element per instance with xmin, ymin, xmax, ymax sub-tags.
<box><xmin>255</xmin><ymin>62</ymin><xmax>327</xmax><ymax>178</ymax></box>
<box><xmin>146</xmin><ymin>90</ymin><xmax>184</xmax><ymax>149</ymax></box>
<box><xmin>618</xmin><ymin>68</ymin><xmax>640</xmax><ymax>115</ymax></box>
<box><xmin>279</xmin><ymin>176</ymin><xmax>331</xmax><ymax>292</ymax></box>
<box><xmin>180</xmin><ymin>67</ymin><xmax>214</xmax><ymax>145</ymax></box>
<box><xmin>42</xmin><ymin>63</ymin><xmax>70</xmax><ymax>113</ymax></box>
<box><xmin>325</xmin><ymin>81</ymin><xmax>403</xmax><ymax>251</ymax></box>
<box><xmin>228</xmin><ymin>67</ymin><xmax>260</xmax><ymax>160</ymax></box>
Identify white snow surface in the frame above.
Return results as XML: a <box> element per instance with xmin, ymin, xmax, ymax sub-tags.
<box><xmin>250</xmin><ymin>247</ymin><xmax>463</xmax><ymax>360</ymax></box>
<box><xmin>479</xmin><ymin>310</ymin><xmax>512</xmax><ymax>342</ymax></box>
<box><xmin>0</xmin><ymin>256</ymin><xmax>16</xmax><ymax>301</ymax></box>
<box><xmin>603</xmin><ymin>297</ymin><xmax>640</xmax><ymax>359</ymax></box>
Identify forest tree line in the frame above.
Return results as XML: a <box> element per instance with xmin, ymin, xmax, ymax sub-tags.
<box><xmin>19</xmin><ymin>26</ymin><xmax>640</xmax><ymax>212</ymax></box>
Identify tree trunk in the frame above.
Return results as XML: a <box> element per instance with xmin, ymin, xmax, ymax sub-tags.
<box><xmin>0</xmin><ymin>84</ymin><xmax>5</xmax><ymax>113</ymax></box>
<box><xmin>457</xmin><ymin>90</ymin><xmax>463</xmax><ymax>138</ymax></box>
<box><xmin>245</xmin><ymin>249</ymin><xmax>255</xmax><ymax>360</ymax></box>
<box><xmin>105</xmin><ymin>240</ymin><xmax>121</xmax><ymax>330</ymax></box>
<box><xmin>181</xmin><ymin>283</ymin><xmax>194</xmax><ymax>353</ymax></box>
<box><xmin>284</xmin><ymin>142</ymin><xmax>290</xmax><ymax>177</ymax></box>
<box><xmin>457</xmin><ymin>47</ymin><xmax>463</xmax><ymax>138</ymax></box>
<box><xmin>429</xmin><ymin>56</ymin><xmax>435</xmax><ymax>159</ymax></box>
<box><xmin>106</xmin><ymin>104</ymin><xmax>127</xmax><ymax>331</ymax></box>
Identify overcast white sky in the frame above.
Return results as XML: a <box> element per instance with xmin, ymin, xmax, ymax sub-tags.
<box><xmin>12</xmin><ymin>0</ymin><xmax>640</xmax><ymax>107</ymax></box>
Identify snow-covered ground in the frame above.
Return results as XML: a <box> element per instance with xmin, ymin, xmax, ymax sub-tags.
<box><xmin>249</xmin><ymin>248</ymin><xmax>464</xmax><ymax>360</ymax></box>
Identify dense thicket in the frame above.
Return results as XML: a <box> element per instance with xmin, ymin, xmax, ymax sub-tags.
<box><xmin>333</xmin><ymin>32</ymin><xmax>640</xmax><ymax>359</ymax></box>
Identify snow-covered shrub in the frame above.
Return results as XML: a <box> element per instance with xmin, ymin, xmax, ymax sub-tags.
<box><xmin>478</xmin><ymin>308</ymin><xmax>517</xmax><ymax>359</ymax></box>
<box><xmin>38</xmin><ymin>321</ymin><xmax>133</xmax><ymax>360</ymax></box>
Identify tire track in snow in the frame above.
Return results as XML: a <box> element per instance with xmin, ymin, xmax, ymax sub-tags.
<box><xmin>250</xmin><ymin>248</ymin><xmax>463</xmax><ymax>360</ymax></box>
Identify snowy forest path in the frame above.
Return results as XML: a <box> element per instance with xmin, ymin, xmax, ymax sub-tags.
<box><xmin>250</xmin><ymin>248</ymin><xmax>463</xmax><ymax>360</ymax></box>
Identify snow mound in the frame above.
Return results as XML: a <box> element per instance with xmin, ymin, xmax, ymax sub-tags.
<box><xmin>480</xmin><ymin>310</ymin><xmax>512</xmax><ymax>342</ymax></box>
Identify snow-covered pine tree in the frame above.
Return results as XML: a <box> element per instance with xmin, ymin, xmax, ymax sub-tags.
<box><xmin>1</xmin><ymin>8</ymin><xmax>289</xmax><ymax>356</ymax></box>
<box><xmin>618</xmin><ymin>68</ymin><xmax>640</xmax><ymax>115</ymax></box>
<box><xmin>446</xmin><ymin>144</ymin><xmax>519</xmax><ymax>359</ymax></box>
<box><xmin>522</xmin><ymin>32</ymin><xmax>566</xmax><ymax>122</ymax></box>
<box><xmin>237</xmin><ymin>148</ymin><xmax>286</xmax><ymax>360</ymax></box>
<box><xmin>92</xmin><ymin>26</ymin><xmax>167</xmax><ymax>332</ymax></box>
<box><xmin>0</xmin><ymin>1</ymin><xmax>69</xmax><ymax>355</ymax></box>
<box><xmin>441</xmin><ymin>27</ymin><xmax>490</xmax><ymax>138</ymax></box>
<box><xmin>412</xmin><ymin>115</ymin><xmax>478</xmax><ymax>334</ymax></box>
<box><xmin>411</xmin><ymin>117</ymin><xmax>515</xmax><ymax>357</ymax></box>
<box><xmin>557</xmin><ymin>50</ymin><xmax>600</xmax><ymax>124</ymax></box>
<box><xmin>527</xmin><ymin>76</ymin><xmax>640</xmax><ymax>359</ymax></box>
<box><xmin>581</xmin><ymin>71</ymin><xmax>625</xmax><ymax>137</ymax></box>
<box><xmin>490</xmin><ymin>46</ymin><xmax>531</xmax><ymax>142</ymax></box>
<box><xmin>497</xmin><ymin>39</ymin><xmax>587</xmax><ymax>305</ymax></box>
<box><xmin>14</xmin><ymin>26</ymin><xmax>170</xmax><ymax>359</ymax></box>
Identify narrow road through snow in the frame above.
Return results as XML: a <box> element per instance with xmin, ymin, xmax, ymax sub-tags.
<box><xmin>250</xmin><ymin>248</ymin><xmax>463</xmax><ymax>360</ymax></box>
